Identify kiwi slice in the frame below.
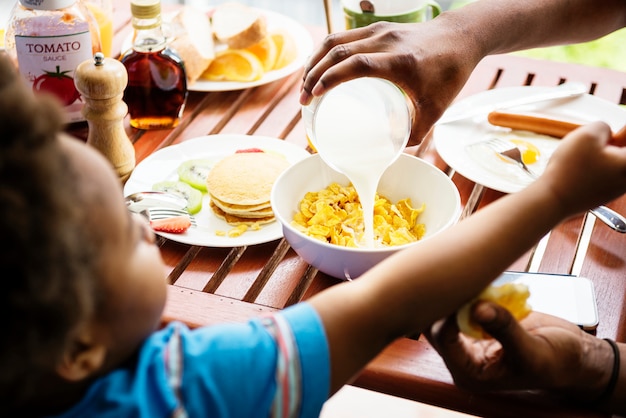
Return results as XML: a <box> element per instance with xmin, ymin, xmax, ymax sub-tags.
<box><xmin>177</xmin><ymin>159</ymin><xmax>215</xmax><ymax>192</ymax></box>
<box><xmin>152</xmin><ymin>180</ymin><xmax>203</xmax><ymax>214</ymax></box>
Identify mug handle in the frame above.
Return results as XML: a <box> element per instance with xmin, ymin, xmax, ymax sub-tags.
<box><xmin>426</xmin><ymin>0</ymin><xmax>442</xmax><ymax>19</ymax></box>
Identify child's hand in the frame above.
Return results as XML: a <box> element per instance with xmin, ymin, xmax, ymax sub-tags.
<box><xmin>540</xmin><ymin>121</ymin><xmax>626</xmax><ymax>218</ymax></box>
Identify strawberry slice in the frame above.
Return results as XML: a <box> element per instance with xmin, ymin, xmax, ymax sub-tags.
<box><xmin>235</xmin><ymin>147</ymin><xmax>264</xmax><ymax>153</ymax></box>
<box><xmin>150</xmin><ymin>215</ymin><xmax>191</xmax><ymax>234</ymax></box>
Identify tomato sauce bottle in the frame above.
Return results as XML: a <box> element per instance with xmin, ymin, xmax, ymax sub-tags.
<box><xmin>5</xmin><ymin>0</ymin><xmax>102</xmax><ymax>123</ymax></box>
<box><xmin>120</xmin><ymin>0</ymin><xmax>187</xmax><ymax>130</ymax></box>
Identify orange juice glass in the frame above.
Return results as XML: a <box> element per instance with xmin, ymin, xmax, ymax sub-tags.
<box><xmin>85</xmin><ymin>0</ymin><xmax>113</xmax><ymax>57</ymax></box>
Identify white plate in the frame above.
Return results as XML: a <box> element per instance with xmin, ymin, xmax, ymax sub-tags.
<box><xmin>121</xmin><ymin>8</ymin><xmax>314</xmax><ymax>92</ymax></box>
<box><xmin>124</xmin><ymin>135</ymin><xmax>311</xmax><ymax>247</ymax></box>
<box><xmin>434</xmin><ymin>86</ymin><xmax>626</xmax><ymax>193</ymax></box>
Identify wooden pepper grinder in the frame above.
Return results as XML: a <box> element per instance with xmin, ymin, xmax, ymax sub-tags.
<box><xmin>74</xmin><ymin>52</ymin><xmax>135</xmax><ymax>183</ymax></box>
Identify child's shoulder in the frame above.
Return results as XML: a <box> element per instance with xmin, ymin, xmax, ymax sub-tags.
<box><xmin>55</xmin><ymin>304</ymin><xmax>329</xmax><ymax>417</ymax></box>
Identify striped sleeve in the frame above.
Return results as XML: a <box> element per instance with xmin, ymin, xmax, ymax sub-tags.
<box><xmin>260</xmin><ymin>314</ymin><xmax>302</xmax><ymax>418</ymax></box>
<box><xmin>164</xmin><ymin>324</ymin><xmax>189</xmax><ymax>418</ymax></box>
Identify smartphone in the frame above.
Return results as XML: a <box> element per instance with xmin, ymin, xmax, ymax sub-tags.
<box><xmin>493</xmin><ymin>271</ymin><xmax>599</xmax><ymax>331</ymax></box>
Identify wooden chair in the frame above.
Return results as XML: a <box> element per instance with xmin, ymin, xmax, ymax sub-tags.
<box><xmin>322</xmin><ymin>0</ymin><xmax>334</xmax><ymax>33</ymax></box>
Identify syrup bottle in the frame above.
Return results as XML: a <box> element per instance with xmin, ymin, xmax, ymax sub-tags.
<box><xmin>4</xmin><ymin>0</ymin><xmax>102</xmax><ymax>123</ymax></box>
<box><xmin>120</xmin><ymin>0</ymin><xmax>187</xmax><ymax>130</ymax></box>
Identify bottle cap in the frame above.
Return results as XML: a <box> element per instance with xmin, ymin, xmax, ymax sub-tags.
<box><xmin>19</xmin><ymin>0</ymin><xmax>77</xmax><ymax>10</ymax></box>
<box><xmin>130</xmin><ymin>0</ymin><xmax>161</xmax><ymax>20</ymax></box>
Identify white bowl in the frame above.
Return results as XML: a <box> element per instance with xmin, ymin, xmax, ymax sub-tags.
<box><xmin>271</xmin><ymin>153</ymin><xmax>461</xmax><ymax>279</ymax></box>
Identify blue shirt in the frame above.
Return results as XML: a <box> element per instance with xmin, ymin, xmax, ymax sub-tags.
<box><xmin>51</xmin><ymin>303</ymin><xmax>329</xmax><ymax>418</ymax></box>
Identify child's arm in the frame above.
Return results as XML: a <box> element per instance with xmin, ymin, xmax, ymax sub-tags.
<box><xmin>307</xmin><ymin>122</ymin><xmax>626</xmax><ymax>393</ymax></box>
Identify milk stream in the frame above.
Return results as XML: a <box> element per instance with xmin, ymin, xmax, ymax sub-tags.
<box><xmin>314</xmin><ymin>88</ymin><xmax>397</xmax><ymax>248</ymax></box>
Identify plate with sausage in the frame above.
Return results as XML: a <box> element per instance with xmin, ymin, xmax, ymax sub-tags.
<box><xmin>433</xmin><ymin>85</ymin><xmax>626</xmax><ymax>193</ymax></box>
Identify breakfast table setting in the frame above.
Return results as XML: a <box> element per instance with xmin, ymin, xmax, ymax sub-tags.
<box><xmin>59</xmin><ymin>0</ymin><xmax>626</xmax><ymax>416</ymax></box>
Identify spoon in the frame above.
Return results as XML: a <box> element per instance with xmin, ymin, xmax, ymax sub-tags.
<box><xmin>125</xmin><ymin>191</ymin><xmax>187</xmax><ymax>212</ymax></box>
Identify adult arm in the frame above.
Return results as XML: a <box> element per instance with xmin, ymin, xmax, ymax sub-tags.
<box><xmin>300</xmin><ymin>0</ymin><xmax>626</xmax><ymax>144</ymax></box>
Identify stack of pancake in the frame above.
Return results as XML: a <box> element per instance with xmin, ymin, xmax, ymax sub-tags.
<box><xmin>206</xmin><ymin>151</ymin><xmax>290</xmax><ymax>226</ymax></box>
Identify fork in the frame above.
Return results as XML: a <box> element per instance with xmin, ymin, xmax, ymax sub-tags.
<box><xmin>483</xmin><ymin>137</ymin><xmax>539</xmax><ymax>177</ymax></box>
<box><xmin>482</xmin><ymin>137</ymin><xmax>626</xmax><ymax>233</ymax></box>
<box><xmin>140</xmin><ymin>207</ymin><xmax>197</xmax><ymax>227</ymax></box>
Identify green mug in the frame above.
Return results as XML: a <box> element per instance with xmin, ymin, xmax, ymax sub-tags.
<box><xmin>343</xmin><ymin>0</ymin><xmax>442</xmax><ymax>29</ymax></box>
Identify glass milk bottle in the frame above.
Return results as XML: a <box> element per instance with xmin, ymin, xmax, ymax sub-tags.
<box><xmin>120</xmin><ymin>0</ymin><xmax>187</xmax><ymax>130</ymax></box>
<box><xmin>302</xmin><ymin>78</ymin><xmax>412</xmax><ymax>247</ymax></box>
<box><xmin>5</xmin><ymin>0</ymin><xmax>102</xmax><ymax>123</ymax></box>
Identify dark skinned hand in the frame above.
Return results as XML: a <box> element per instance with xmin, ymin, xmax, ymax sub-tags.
<box><xmin>300</xmin><ymin>20</ymin><xmax>480</xmax><ymax>146</ymax></box>
<box><xmin>426</xmin><ymin>300</ymin><xmax>608</xmax><ymax>400</ymax></box>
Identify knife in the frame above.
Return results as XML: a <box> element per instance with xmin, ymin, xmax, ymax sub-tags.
<box><xmin>436</xmin><ymin>82</ymin><xmax>588</xmax><ymax>125</ymax></box>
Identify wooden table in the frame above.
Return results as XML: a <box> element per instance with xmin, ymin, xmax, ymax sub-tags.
<box><xmin>70</xmin><ymin>2</ymin><xmax>626</xmax><ymax>417</ymax></box>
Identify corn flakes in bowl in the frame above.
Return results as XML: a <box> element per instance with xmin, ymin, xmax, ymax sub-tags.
<box><xmin>271</xmin><ymin>153</ymin><xmax>461</xmax><ymax>279</ymax></box>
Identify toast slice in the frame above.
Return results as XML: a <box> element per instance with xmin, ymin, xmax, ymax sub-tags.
<box><xmin>170</xmin><ymin>6</ymin><xmax>215</xmax><ymax>84</ymax></box>
<box><xmin>211</xmin><ymin>2</ymin><xmax>267</xmax><ymax>50</ymax></box>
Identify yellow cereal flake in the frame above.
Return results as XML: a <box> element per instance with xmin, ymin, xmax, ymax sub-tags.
<box><xmin>292</xmin><ymin>182</ymin><xmax>426</xmax><ymax>247</ymax></box>
<box><xmin>215</xmin><ymin>221</ymin><xmax>265</xmax><ymax>237</ymax></box>
<box><xmin>227</xmin><ymin>224</ymin><xmax>249</xmax><ymax>237</ymax></box>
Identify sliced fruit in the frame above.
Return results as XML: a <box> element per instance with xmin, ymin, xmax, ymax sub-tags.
<box><xmin>235</xmin><ymin>147</ymin><xmax>264</xmax><ymax>153</ymax></box>
<box><xmin>150</xmin><ymin>215</ymin><xmax>191</xmax><ymax>234</ymax></box>
<box><xmin>270</xmin><ymin>29</ymin><xmax>297</xmax><ymax>70</ymax></box>
<box><xmin>177</xmin><ymin>158</ymin><xmax>215</xmax><ymax>192</ymax></box>
<box><xmin>200</xmin><ymin>49</ymin><xmax>264</xmax><ymax>82</ymax></box>
<box><xmin>152</xmin><ymin>180</ymin><xmax>203</xmax><ymax>214</ymax></box>
<box><xmin>457</xmin><ymin>282</ymin><xmax>531</xmax><ymax>339</ymax></box>
<box><xmin>245</xmin><ymin>35</ymin><xmax>278</xmax><ymax>72</ymax></box>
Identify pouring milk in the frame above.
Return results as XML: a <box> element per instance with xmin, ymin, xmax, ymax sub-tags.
<box><xmin>304</xmin><ymin>78</ymin><xmax>412</xmax><ymax>247</ymax></box>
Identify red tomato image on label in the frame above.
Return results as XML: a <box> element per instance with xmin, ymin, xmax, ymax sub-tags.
<box><xmin>32</xmin><ymin>66</ymin><xmax>81</xmax><ymax>106</ymax></box>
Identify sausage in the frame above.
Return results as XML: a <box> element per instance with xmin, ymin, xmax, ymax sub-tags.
<box><xmin>487</xmin><ymin>110</ymin><xmax>626</xmax><ymax>146</ymax></box>
<box><xmin>487</xmin><ymin>110</ymin><xmax>582</xmax><ymax>138</ymax></box>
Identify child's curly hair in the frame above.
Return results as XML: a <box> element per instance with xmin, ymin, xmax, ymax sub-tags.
<box><xmin>0</xmin><ymin>52</ymin><xmax>102</xmax><ymax>401</ymax></box>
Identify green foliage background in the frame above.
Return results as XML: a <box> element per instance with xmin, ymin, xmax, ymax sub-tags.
<box><xmin>515</xmin><ymin>29</ymin><xmax>626</xmax><ymax>71</ymax></box>
<box><xmin>450</xmin><ymin>1</ymin><xmax>626</xmax><ymax>71</ymax></box>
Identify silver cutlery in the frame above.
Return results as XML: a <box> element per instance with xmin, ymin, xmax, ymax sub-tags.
<box><xmin>125</xmin><ymin>191</ymin><xmax>188</xmax><ymax>209</ymax></box>
<box><xmin>437</xmin><ymin>82</ymin><xmax>588</xmax><ymax>125</ymax></box>
<box><xmin>139</xmin><ymin>207</ymin><xmax>197</xmax><ymax>227</ymax></box>
<box><xmin>125</xmin><ymin>191</ymin><xmax>196</xmax><ymax>227</ymax></box>
<box><xmin>480</xmin><ymin>137</ymin><xmax>626</xmax><ymax>233</ymax></box>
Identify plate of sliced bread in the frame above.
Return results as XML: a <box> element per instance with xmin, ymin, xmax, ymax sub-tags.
<box><xmin>122</xmin><ymin>2</ymin><xmax>314</xmax><ymax>92</ymax></box>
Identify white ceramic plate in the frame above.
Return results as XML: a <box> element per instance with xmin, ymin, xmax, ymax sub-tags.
<box><xmin>124</xmin><ymin>135</ymin><xmax>311</xmax><ymax>247</ymax></box>
<box><xmin>434</xmin><ymin>86</ymin><xmax>626</xmax><ymax>193</ymax></box>
<box><xmin>121</xmin><ymin>8</ymin><xmax>314</xmax><ymax>92</ymax></box>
